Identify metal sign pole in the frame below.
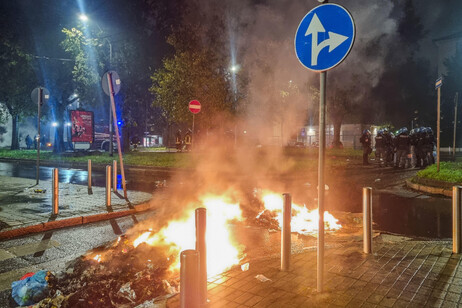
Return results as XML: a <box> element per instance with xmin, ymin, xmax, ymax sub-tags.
<box><xmin>454</xmin><ymin>92</ymin><xmax>458</xmax><ymax>160</ymax></box>
<box><xmin>317</xmin><ymin>71</ymin><xmax>326</xmax><ymax>293</ymax></box>
<box><xmin>192</xmin><ymin>114</ymin><xmax>195</xmax><ymax>148</ymax></box>
<box><xmin>106</xmin><ymin>73</ymin><xmax>127</xmax><ymax>199</ymax></box>
<box><xmin>36</xmin><ymin>88</ymin><xmax>42</xmax><ymax>185</ymax></box>
<box><xmin>437</xmin><ymin>86</ymin><xmax>441</xmax><ymax>172</ymax></box>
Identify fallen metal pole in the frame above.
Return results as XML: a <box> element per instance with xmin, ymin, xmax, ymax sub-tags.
<box><xmin>453</xmin><ymin>186</ymin><xmax>462</xmax><ymax>253</ymax></box>
<box><xmin>106</xmin><ymin>165</ymin><xmax>111</xmax><ymax>207</ymax></box>
<box><xmin>88</xmin><ymin>159</ymin><xmax>92</xmax><ymax>193</ymax></box>
<box><xmin>180</xmin><ymin>249</ymin><xmax>200</xmax><ymax>308</ymax></box>
<box><xmin>363</xmin><ymin>187</ymin><xmax>372</xmax><ymax>254</ymax></box>
<box><xmin>281</xmin><ymin>193</ymin><xmax>291</xmax><ymax>271</ymax></box>
<box><xmin>195</xmin><ymin>208</ymin><xmax>207</xmax><ymax>305</ymax></box>
<box><xmin>52</xmin><ymin>168</ymin><xmax>59</xmax><ymax>215</ymax></box>
<box><xmin>113</xmin><ymin>160</ymin><xmax>117</xmax><ymax>192</ymax></box>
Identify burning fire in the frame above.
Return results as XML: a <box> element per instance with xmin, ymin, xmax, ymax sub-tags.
<box><xmin>133</xmin><ymin>195</ymin><xmax>244</xmax><ymax>277</ymax></box>
<box><xmin>258</xmin><ymin>192</ymin><xmax>341</xmax><ymax>235</ymax></box>
<box><xmin>92</xmin><ymin>254</ymin><xmax>102</xmax><ymax>262</ymax></box>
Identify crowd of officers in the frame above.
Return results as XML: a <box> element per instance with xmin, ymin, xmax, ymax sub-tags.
<box><xmin>360</xmin><ymin>127</ymin><xmax>435</xmax><ymax>168</ymax></box>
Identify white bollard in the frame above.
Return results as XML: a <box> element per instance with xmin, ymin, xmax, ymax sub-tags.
<box><xmin>88</xmin><ymin>159</ymin><xmax>92</xmax><ymax>192</ymax></box>
<box><xmin>113</xmin><ymin>160</ymin><xmax>117</xmax><ymax>192</ymax></box>
<box><xmin>363</xmin><ymin>187</ymin><xmax>372</xmax><ymax>254</ymax></box>
<box><xmin>281</xmin><ymin>193</ymin><xmax>291</xmax><ymax>271</ymax></box>
<box><xmin>453</xmin><ymin>186</ymin><xmax>462</xmax><ymax>253</ymax></box>
<box><xmin>52</xmin><ymin>168</ymin><xmax>59</xmax><ymax>215</ymax></box>
<box><xmin>106</xmin><ymin>166</ymin><xmax>111</xmax><ymax>207</ymax></box>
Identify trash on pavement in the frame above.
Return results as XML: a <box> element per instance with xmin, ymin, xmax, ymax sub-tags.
<box><xmin>241</xmin><ymin>263</ymin><xmax>250</xmax><ymax>271</ymax></box>
<box><xmin>11</xmin><ymin>270</ymin><xmax>51</xmax><ymax>306</ymax></box>
<box><xmin>33</xmin><ymin>189</ymin><xmax>47</xmax><ymax>194</ymax></box>
<box><xmin>118</xmin><ymin>282</ymin><xmax>136</xmax><ymax>303</ymax></box>
<box><xmin>374</xmin><ymin>178</ymin><xmax>381</xmax><ymax>182</ymax></box>
<box><xmin>255</xmin><ymin>274</ymin><xmax>271</xmax><ymax>282</ymax></box>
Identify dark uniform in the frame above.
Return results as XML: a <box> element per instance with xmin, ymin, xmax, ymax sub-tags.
<box><xmin>395</xmin><ymin>127</ymin><xmax>410</xmax><ymax>168</ymax></box>
<box><xmin>423</xmin><ymin>127</ymin><xmax>435</xmax><ymax>166</ymax></box>
<box><xmin>175</xmin><ymin>130</ymin><xmax>182</xmax><ymax>152</ymax></box>
<box><xmin>375</xmin><ymin>130</ymin><xmax>386</xmax><ymax>167</ymax></box>
<box><xmin>360</xmin><ymin>129</ymin><xmax>372</xmax><ymax>165</ymax></box>
<box><xmin>184</xmin><ymin>129</ymin><xmax>192</xmax><ymax>151</ymax></box>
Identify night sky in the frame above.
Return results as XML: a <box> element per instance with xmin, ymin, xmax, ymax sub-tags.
<box><xmin>2</xmin><ymin>0</ymin><xmax>462</xmax><ymax>143</ymax></box>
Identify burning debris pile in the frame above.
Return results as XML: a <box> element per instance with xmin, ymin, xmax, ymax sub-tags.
<box><xmin>30</xmin><ymin>190</ymin><xmax>345</xmax><ymax>307</ymax></box>
<box><xmin>35</xmin><ymin>235</ymin><xmax>178</xmax><ymax>307</ymax></box>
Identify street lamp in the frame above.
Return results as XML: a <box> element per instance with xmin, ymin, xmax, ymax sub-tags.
<box><xmin>78</xmin><ymin>13</ymin><xmax>114</xmax><ymax>156</ymax></box>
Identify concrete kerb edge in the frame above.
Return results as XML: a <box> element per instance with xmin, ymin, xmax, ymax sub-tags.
<box><xmin>405</xmin><ymin>179</ymin><xmax>452</xmax><ymax>197</ymax></box>
<box><xmin>0</xmin><ymin>201</ymin><xmax>153</xmax><ymax>241</ymax></box>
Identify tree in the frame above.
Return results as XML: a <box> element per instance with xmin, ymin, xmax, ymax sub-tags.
<box><xmin>0</xmin><ymin>39</ymin><xmax>36</xmax><ymax>149</ymax></box>
<box><xmin>61</xmin><ymin>27</ymin><xmax>103</xmax><ymax>107</ymax></box>
<box><xmin>150</xmin><ymin>26</ymin><xmax>234</xmax><ymax>133</ymax></box>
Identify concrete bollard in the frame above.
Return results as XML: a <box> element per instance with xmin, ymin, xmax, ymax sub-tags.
<box><xmin>180</xmin><ymin>250</ymin><xmax>200</xmax><ymax>308</ymax></box>
<box><xmin>453</xmin><ymin>186</ymin><xmax>462</xmax><ymax>253</ymax></box>
<box><xmin>88</xmin><ymin>159</ymin><xmax>92</xmax><ymax>193</ymax></box>
<box><xmin>195</xmin><ymin>208</ymin><xmax>207</xmax><ymax>305</ymax></box>
<box><xmin>106</xmin><ymin>166</ymin><xmax>111</xmax><ymax>207</ymax></box>
<box><xmin>52</xmin><ymin>168</ymin><xmax>59</xmax><ymax>215</ymax></box>
<box><xmin>363</xmin><ymin>187</ymin><xmax>372</xmax><ymax>254</ymax></box>
<box><xmin>281</xmin><ymin>193</ymin><xmax>291</xmax><ymax>271</ymax></box>
<box><xmin>113</xmin><ymin>160</ymin><xmax>117</xmax><ymax>192</ymax></box>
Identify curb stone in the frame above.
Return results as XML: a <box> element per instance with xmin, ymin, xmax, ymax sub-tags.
<box><xmin>0</xmin><ymin>201</ymin><xmax>152</xmax><ymax>241</ymax></box>
<box><xmin>405</xmin><ymin>179</ymin><xmax>452</xmax><ymax>197</ymax></box>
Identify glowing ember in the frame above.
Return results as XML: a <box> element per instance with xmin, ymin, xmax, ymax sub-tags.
<box><xmin>132</xmin><ymin>195</ymin><xmax>244</xmax><ymax>276</ymax></box>
<box><xmin>92</xmin><ymin>254</ymin><xmax>102</xmax><ymax>262</ymax></box>
<box><xmin>260</xmin><ymin>192</ymin><xmax>341</xmax><ymax>235</ymax></box>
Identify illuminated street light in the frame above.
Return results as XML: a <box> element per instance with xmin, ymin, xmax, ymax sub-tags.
<box><xmin>65</xmin><ymin>122</ymin><xmax>72</xmax><ymax>127</ymax></box>
<box><xmin>230</xmin><ymin>65</ymin><xmax>239</xmax><ymax>73</ymax></box>
<box><xmin>52</xmin><ymin>122</ymin><xmax>58</xmax><ymax>127</ymax></box>
<box><xmin>78</xmin><ymin>14</ymin><xmax>88</xmax><ymax>22</ymax></box>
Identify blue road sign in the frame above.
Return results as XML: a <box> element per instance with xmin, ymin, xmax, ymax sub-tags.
<box><xmin>435</xmin><ymin>77</ymin><xmax>442</xmax><ymax>89</ymax></box>
<box><xmin>295</xmin><ymin>4</ymin><xmax>355</xmax><ymax>72</ymax></box>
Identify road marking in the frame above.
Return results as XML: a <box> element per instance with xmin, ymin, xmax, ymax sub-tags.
<box><xmin>2</xmin><ymin>240</ymin><xmax>60</xmax><ymax>260</ymax></box>
<box><xmin>0</xmin><ymin>249</ymin><xmax>15</xmax><ymax>262</ymax></box>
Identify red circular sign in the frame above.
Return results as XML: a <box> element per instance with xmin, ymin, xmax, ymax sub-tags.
<box><xmin>188</xmin><ymin>100</ymin><xmax>201</xmax><ymax>114</ymax></box>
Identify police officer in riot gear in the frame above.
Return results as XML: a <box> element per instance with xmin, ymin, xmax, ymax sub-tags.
<box><xmin>375</xmin><ymin>129</ymin><xmax>386</xmax><ymax>167</ymax></box>
<box><xmin>360</xmin><ymin>129</ymin><xmax>372</xmax><ymax>165</ymax></box>
<box><xmin>176</xmin><ymin>129</ymin><xmax>182</xmax><ymax>152</ymax></box>
<box><xmin>423</xmin><ymin>127</ymin><xmax>435</xmax><ymax>166</ymax></box>
<box><xmin>395</xmin><ymin>127</ymin><xmax>410</xmax><ymax>168</ymax></box>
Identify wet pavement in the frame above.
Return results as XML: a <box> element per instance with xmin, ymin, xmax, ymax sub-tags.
<box><xmin>167</xmin><ymin>236</ymin><xmax>462</xmax><ymax>308</ymax></box>
<box><xmin>0</xmin><ymin>175</ymin><xmax>153</xmax><ymax>234</ymax></box>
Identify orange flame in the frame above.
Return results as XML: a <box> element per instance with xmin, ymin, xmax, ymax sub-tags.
<box><xmin>260</xmin><ymin>192</ymin><xmax>341</xmax><ymax>235</ymax></box>
<box><xmin>132</xmin><ymin>194</ymin><xmax>244</xmax><ymax>276</ymax></box>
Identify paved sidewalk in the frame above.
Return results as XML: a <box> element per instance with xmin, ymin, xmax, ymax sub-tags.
<box><xmin>0</xmin><ymin>176</ymin><xmax>152</xmax><ymax>239</ymax></box>
<box><xmin>167</xmin><ymin>236</ymin><xmax>462</xmax><ymax>308</ymax></box>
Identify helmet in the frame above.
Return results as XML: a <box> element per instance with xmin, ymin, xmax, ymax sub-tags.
<box><xmin>383</xmin><ymin>127</ymin><xmax>389</xmax><ymax>133</ymax></box>
<box><xmin>427</xmin><ymin>127</ymin><xmax>433</xmax><ymax>134</ymax></box>
<box><xmin>401</xmin><ymin>127</ymin><xmax>408</xmax><ymax>135</ymax></box>
<box><xmin>363</xmin><ymin>129</ymin><xmax>371</xmax><ymax>135</ymax></box>
<box><xmin>377</xmin><ymin>129</ymin><xmax>383</xmax><ymax>135</ymax></box>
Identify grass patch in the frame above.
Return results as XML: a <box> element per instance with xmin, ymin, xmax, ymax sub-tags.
<box><xmin>416</xmin><ymin>162</ymin><xmax>462</xmax><ymax>183</ymax></box>
<box><xmin>0</xmin><ymin>147</ymin><xmax>362</xmax><ymax>171</ymax></box>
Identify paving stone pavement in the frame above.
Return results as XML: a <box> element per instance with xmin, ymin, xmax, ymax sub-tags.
<box><xmin>0</xmin><ymin>175</ymin><xmax>152</xmax><ymax>233</ymax></box>
<box><xmin>167</xmin><ymin>238</ymin><xmax>462</xmax><ymax>308</ymax></box>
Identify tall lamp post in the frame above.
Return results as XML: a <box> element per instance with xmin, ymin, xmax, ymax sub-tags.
<box><xmin>79</xmin><ymin>13</ymin><xmax>114</xmax><ymax>156</ymax></box>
